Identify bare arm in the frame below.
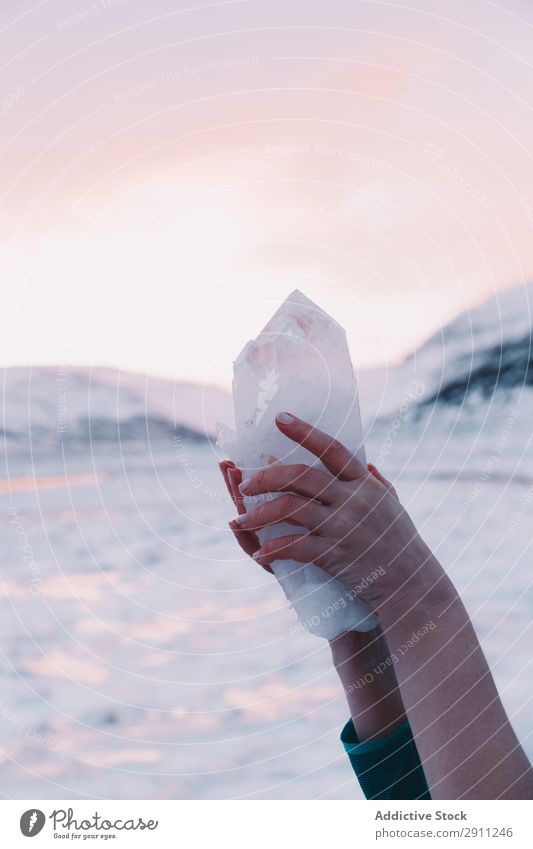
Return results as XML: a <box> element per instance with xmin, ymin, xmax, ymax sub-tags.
<box><xmin>219</xmin><ymin>459</ymin><xmax>406</xmax><ymax>743</ymax></box>
<box><xmin>329</xmin><ymin>625</ymin><xmax>406</xmax><ymax>742</ymax></box>
<box><xmin>379</xmin><ymin>554</ymin><xmax>533</xmax><ymax>799</ymax></box>
<box><xmin>236</xmin><ymin>411</ymin><xmax>533</xmax><ymax>800</ymax></box>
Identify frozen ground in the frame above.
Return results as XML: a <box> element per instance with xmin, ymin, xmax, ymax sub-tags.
<box><xmin>1</xmin><ymin>403</ymin><xmax>532</xmax><ymax>799</ymax></box>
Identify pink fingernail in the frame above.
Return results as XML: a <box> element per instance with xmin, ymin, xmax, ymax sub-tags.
<box><xmin>239</xmin><ymin>478</ymin><xmax>252</xmax><ymax>494</ymax></box>
<box><xmin>276</xmin><ymin>412</ymin><xmax>295</xmax><ymax>425</ymax></box>
<box><xmin>233</xmin><ymin>514</ymin><xmax>247</xmax><ymax>526</ymax></box>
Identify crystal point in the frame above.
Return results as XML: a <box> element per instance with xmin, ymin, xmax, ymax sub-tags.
<box><xmin>218</xmin><ymin>290</ymin><xmax>378</xmax><ymax>638</ymax></box>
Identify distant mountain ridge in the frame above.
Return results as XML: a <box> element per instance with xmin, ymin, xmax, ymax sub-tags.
<box><xmin>2</xmin><ymin>283</ymin><xmax>532</xmax><ymax>451</ymax></box>
<box><xmin>414</xmin><ymin>281</ymin><xmax>533</xmax><ymax>406</ymax></box>
<box><xmin>0</xmin><ymin>366</ymin><xmax>233</xmax><ymax>449</ymax></box>
<box><xmin>365</xmin><ymin>282</ymin><xmax>533</xmax><ymax>479</ymax></box>
<box><xmin>425</xmin><ymin>332</ymin><xmax>532</xmax><ymax>405</ymax></box>
<box><xmin>361</xmin><ymin>282</ymin><xmax>533</xmax><ymax>418</ymax></box>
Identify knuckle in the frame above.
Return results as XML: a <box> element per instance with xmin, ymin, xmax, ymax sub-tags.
<box><xmin>313</xmin><ymin>550</ymin><xmax>329</xmax><ymax>569</ymax></box>
<box><xmin>253</xmin><ymin>469</ymin><xmax>265</xmax><ymax>490</ymax></box>
<box><xmin>282</xmin><ymin>465</ymin><xmax>307</xmax><ymax>490</ymax></box>
<box><xmin>282</xmin><ymin>493</ymin><xmax>301</xmax><ymax>514</ymax></box>
<box><xmin>329</xmin><ymin>438</ymin><xmax>344</xmax><ymax>455</ymax></box>
<box><xmin>286</xmin><ymin>536</ymin><xmax>305</xmax><ymax>559</ymax></box>
<box><xmin>271</xmin><ymin>538</ymin><xmax>291</xmax><ymax>558</ymax></box>
<box><xmin>326</xmin><ymin>438</ymin><xmax>346</xmax><ymax>463</ymax></box>
<box><xmin>262</xmin><ymin>538</ymin><xmax>279</xmax><ymax>556</ymax></box>
<box><xmin>301</xmin><ymin>502</ymin><xmax>317</xmax><ymax>523</ymax></box>
<box><xmin>328</xmin><ymin>502</ymin><xmax>345</xmax><ymax>522</ymax></box>
<box><xmin>251</xmin><ymin>505</ymin><xmax>265</xmax><ymax>525</ymax></box>
<box><xmin>312</xmin><ymin>471</ymin><xmax>331</xmax><ymax>493</ymax></box>
<box><xmin>331</xmin><ymin>510</ymin><xmax>354</xmax><ymax>537</ymax></box>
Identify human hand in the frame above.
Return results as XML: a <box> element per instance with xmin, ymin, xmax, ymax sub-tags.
<box><xmin>220</xmin><ymin>447</ymin><xmax>400</xmax><ymax>580</ymax></box>
<box><xmin>231</xmin><ymin>412</ymin><xmax>442</xmax><ymax>614</ymax></box>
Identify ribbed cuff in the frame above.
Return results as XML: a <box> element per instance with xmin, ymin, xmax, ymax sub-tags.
<box><xmin>341</xmin><ymin>717</ymin><xmax>412</xmax><ymax>755</ymax></box>
<box><xmin>341</xmin><ymin>717</ymin><xmax>431</xmax><ymax>800</ymax></box>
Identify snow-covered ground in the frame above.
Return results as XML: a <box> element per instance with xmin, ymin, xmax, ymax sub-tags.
<box><xmin>0</xmin><ymin>283</ymin><xmax>532</xmax><ymax>799</ymax></box>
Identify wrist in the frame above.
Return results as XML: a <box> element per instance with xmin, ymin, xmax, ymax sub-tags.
<box><xmin>330</xmin><ymin>627</ymin><xmax>401</xmax><ymax>698</ymax></box>
<box><xmin>330</xmin><ymin>627</ymin><xmax>407</xmax><ymax>741</ymax></box>
<box><xmin>378</xmin><ymin>544</ymin><xmax>456</xmax><ymax>634</ymax></box>
<box><xmin>329</xmin><ymin>626</ymin><xmax>383</xmax><ymax>663</ymax></box>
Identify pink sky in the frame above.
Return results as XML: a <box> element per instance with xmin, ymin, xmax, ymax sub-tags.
<box><xmin>1</xmin><ymin>0</ymin><xmax>533</xmax><ymax>387</ymax></box>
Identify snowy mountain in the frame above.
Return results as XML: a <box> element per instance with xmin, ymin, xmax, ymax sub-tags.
<box><xmin>363</xmin><ymin>282</ymin><xmax>533</xmax><ymax>481</ymax></box>
<box><xmin>0</xmin><ymin>366</ymin><xmax>233</xmax><ymax>449</ymax></box>
<box><xmin>414</xmin><ymin>281</ymin><xmax>533</xmax><ymax>406</ymax></box>
<box><xmin>360</xmin><ymin>281</ymin><xmax>533</xmax><ymax>421</ymax></box>
<box><xmin>1</xmin><ymin>283</ymin><xmax>531</xmax><ymax>454</ymax></box>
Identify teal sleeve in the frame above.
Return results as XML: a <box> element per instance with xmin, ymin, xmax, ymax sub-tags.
<box><xmin>341</xmin><ymin>718</ymin><xmax>431</xmax><ymax>800</ymax></box>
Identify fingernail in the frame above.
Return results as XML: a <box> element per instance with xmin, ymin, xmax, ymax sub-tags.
<box><xmin>252</xmin><ymin>549</ymin><xmax>263</xmax><ymax>560</ymax></box>
<box><xmin>233</xmin><ymin>514</ymin><xmax>247</xmax><ymax>526</ymax></box>
<box><xmin>276</xmin><ymin>412</ymin><xmax>295</xmax><ymax>425</ymax></box>
<box><xmin>239</xmin><ymin>478</ymin><xmax>252</xmax><ymax>494</ymax></box>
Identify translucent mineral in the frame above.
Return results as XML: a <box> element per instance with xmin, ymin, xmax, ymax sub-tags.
<box><xmin>217</xmin><ymin>289</ymin><xmax>378</xmax><ymax>639</ymax></box>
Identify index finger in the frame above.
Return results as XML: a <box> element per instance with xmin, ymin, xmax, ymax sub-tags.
<box><xmin>275</xmin><ymin>412</ymin><xmax>367</xmax><ymax>481</ymax></box>
<box><xmin>239</xmin><ymin>463</ymin><xmax>342</xmax><ymax>503</ymax></box>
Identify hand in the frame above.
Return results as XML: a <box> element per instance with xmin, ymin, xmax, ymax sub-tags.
<box><xmin>231</xmin><ymin>412</ymin><xmax>442</xmax><ymax>614</ymax></box>
<box><xmin>218</xmin><ymin>459</ymin><xmax>272</xmax><ymax>572</ymax></box>
<box><xmin>219</xmin><ymin>443</ymin><xmax>401</xmax><ymax>581</ymax></box>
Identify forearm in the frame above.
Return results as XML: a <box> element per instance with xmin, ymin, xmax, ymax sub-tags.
<box><xmin>230</xmin><ymin>413</ymin><xmax>532</xmax><ymax>799</ymax></box>
<box><xmin>330</xmin><ymin>626</ymin><xmax>406</xmax><ymax>742</ymax></box>
<box><xmin>379</xmin><ymin>546</ymin><xmax>533</xmax><ymax>799</ymax></box>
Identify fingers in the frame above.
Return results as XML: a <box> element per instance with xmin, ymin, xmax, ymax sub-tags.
<box><xmin>219</xmin><ymin>460</ymin><xmax>272</xmax><ymax>573</ymax></box>
<box><xmin>219</xmin><ymin>459</ymin><xmax>234</xmax><ymax>484</ymax></box>
<box><xmin>228</xmin><ymin>466</ymin><xmax>247</xmax><ymax>513</ymax></box>
<box><xmin>223</xmin><ymin>463</ymin><xmax>247</xmax><ymax>514</ymax></box>
<box><xmin>219</xmin><ymin>460</ymin><xmax>238</xmax><ymax>508</ymax></box>
<box><xmin>239</xmin><ymin>463</ymin><xmax>342</xmax><ymax>504</ymax></box>
<box><xmin>228</xmin><ymin>519</ymin><xmax>258</xmax><ymax>555</ymax></box>
<box><xmin>367</xmin><ymin>462</ymin><xmax>399</xmax><ymax>500</ymax></box>
<box><xmin>253</xmin><ymin>532</ymin><xmax>332</xmax><ymax>568</ymax></box>
<box><xmin>234</xmin><ymin>493</ymin><xmax>329</xmax><ymax>533</ymax></box>
<box><xmin>229</xmin><ymin>522</ymin><xmax>273</xmax><ymax>574</ymax></box>
<box><xmin>275</xmin><ymin>412</ymin><xmax>367</xmax><ymax>481</ymax></box>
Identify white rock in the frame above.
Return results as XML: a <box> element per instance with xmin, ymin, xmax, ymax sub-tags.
<box><xmin>217</xmin><ymin>290</ymin><xmax>378</xmax><ymax>638</ymax></box>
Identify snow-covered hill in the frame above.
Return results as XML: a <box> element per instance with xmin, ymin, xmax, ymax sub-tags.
<box><xmin>414</xmin><ymin>281</ymin><xmax>533</xmax><ymax>406</ymax></box>
<box><xmin>2</xmin><ymin>283</ymin><xmax>531</xmax><ymax>454</ymax></box>
<box><xmin>360</xmin><ymin>281</ymin><xmax>533</xmax><ymax>421</ymax></box>
<box><xmin>363</xmin><ymin>281</ymin><xmax>533</xmax><ymax>481</ymax></box>
<box><xmin>0</xmin><ymin>366</ymin><xmax>233</xmax><ymax>449</ymax></box>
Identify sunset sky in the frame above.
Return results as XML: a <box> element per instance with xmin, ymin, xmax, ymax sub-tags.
<box><xmin>1</xmin><ymin>0</ymin><xmax>533</xmax><ymax>387</ymax></box>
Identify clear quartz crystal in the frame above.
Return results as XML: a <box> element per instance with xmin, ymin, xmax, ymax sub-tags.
<box><xmin>217</xmin><ymin>289</ymin><xmax>378</xmax><ymax>639</ymax></box>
